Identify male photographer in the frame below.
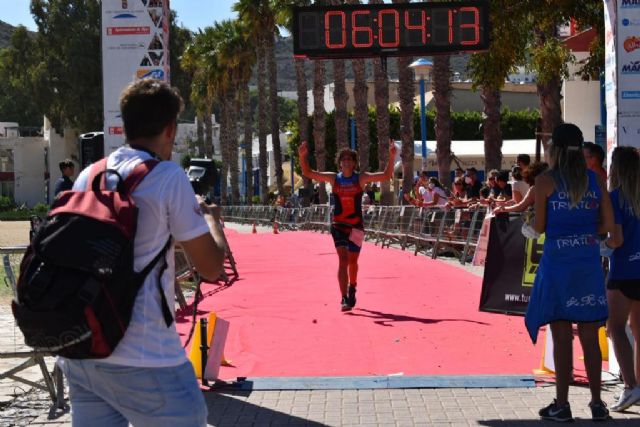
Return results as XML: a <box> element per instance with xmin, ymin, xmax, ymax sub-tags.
<box><xmin>59</xmin><ymin>79</ymin><xmax>226</xmax><ymax>426</ymax></box>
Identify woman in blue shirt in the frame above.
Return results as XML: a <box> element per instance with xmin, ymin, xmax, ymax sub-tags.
<box><xmin>526</xmin><ymin>123</ymin><xmax>614</xmax><ymax>422</ymax></box>
<box><xmin>604</xmin><ymin>146</ymin><xmax>640</xmax><ymax>411</ymax></box>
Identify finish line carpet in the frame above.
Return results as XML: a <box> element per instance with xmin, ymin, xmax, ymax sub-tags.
<box><xmin>175</xmin><ymin>229</ymin><xmax>544</xmax><ymax>380</ymax></box>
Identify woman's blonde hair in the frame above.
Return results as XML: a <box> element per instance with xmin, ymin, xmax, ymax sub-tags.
<box><xmin>549</xmin><ymin>123</ymin><xmax>588</xmax><ymax>207</ymax></box>
<box><xmin>609</xmin><ymin>146</ymin><xmax>640</xmax><ymax>218</ymax></box>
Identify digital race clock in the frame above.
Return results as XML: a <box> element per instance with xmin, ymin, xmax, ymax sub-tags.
<box><xmin>293</xmin><ymin>1</ymin><xmax>490</xmax><ymax>59</ymax></box>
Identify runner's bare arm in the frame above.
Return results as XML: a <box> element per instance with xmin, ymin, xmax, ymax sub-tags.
<box><xmin>596</xmin><ymin>174</ymin><xmax>615</xmax><ymax>238</ymax></box>
<box><xmin>533</xmin><ymin>173</ymin><xmax>553</xmax><ymax>234</ymax></box>
<box><xmin>298</xmin><ymin>140</ymin><xmax>336</xmax><ymax>184</ymax></box>
<box><xmin>360</xmin><ymin>140</ymin><xmax>397</xmax><ymax>185</ymax></box>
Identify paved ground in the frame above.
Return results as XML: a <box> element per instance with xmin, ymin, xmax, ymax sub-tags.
<box><xmin>1</xmin><ymin>221</ymin><xmax>639</xmax><ymax>426</ymax></box>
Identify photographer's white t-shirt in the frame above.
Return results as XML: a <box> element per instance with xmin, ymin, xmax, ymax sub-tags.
<box><xmin>72</xmin><ymin>147</ymin><xmax>210</xmax><ymax>367</ymax></box>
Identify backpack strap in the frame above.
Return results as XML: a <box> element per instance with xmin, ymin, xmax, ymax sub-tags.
<box><xmin>137</xmin><ymin>237</ymin><xmax>174</xmax><ymax>327</ymax></box>
<box><xmin>123</xmin><ymin>159</ymin><xmax>160</xmax><ymax>195</ymax></box>
<box><xmin>86</xmin><ymin>158</ymin><xmax>109</xmax><ymax>191</ymax></box>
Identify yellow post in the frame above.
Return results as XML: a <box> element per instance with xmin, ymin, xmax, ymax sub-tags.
<box><xmin>188</xmin><ymin>312</ymin><xmax>232</xmax><ymax>378</ymax></box>
<box><xmin>599</xmin><ymin>326</ymin><xmax>608</xmax><ymax>361</ymax></box>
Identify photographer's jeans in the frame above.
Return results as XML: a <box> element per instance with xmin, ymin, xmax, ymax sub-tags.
<box><xmin>59</xmin><ymin>359</ymin><xmax>207</xmax><ymax>427</ymax></box>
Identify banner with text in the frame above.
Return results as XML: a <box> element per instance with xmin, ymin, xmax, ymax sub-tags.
<box><xmin>102</xmin><ymin>0</ymin><xmax>170</xmax><ymax>153</ymax></box>
<box><xmin>479</xmin><ymin>214</ymin><xmax>544</xmax><ymax>315</ymax></box>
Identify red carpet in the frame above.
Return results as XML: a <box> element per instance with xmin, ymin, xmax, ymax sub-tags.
<box><xmin>176</xmin><ymin>229</ymin><xmax>545</xmax><ymax>380</ymax></box>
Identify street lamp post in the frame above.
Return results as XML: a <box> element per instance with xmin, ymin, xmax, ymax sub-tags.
<box><xmin>409</xmin><ymin>58</ymin><xmax>433</xmax><ymax>172</ymax></box>
<box><xmin>240</xmin><ymin>146</ymin><xmax>246</xmax><ymax>203</ymax></box>
<box><xmin>285</xmin><ymin>131</ymin><xmax>294</xmax><ymax>198</ymax></box>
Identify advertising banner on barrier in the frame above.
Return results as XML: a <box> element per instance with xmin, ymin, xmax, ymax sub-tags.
<box><xmin>101</xmin><ymin>0</ymin><xmax>170</xmax><ymax>154</ymax></box>
<box><xmin>479</xmin><ymin>215</ymin><xmax>543</xmax><ymax>315</ymax></box>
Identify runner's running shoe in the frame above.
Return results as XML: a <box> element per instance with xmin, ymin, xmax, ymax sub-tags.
<box><xmin>611</xmin><ymin>387</ymin><xmax>640</xmax><ymax>412</ymax></box>
<box><xmin>347</xmin><ymin>285</ymin><xmax>357</xmax><ymax>309</ymax></box>
<box><xmin>589</xmin><ymin>401</ymin><xmax>611</xmax><ymax>421</ymax></box>
<box><xmin>539</xmin><ymin>400</ymin><xmax>573</xmax><ymax>422</ymax></box>
<box><xmin>341</xmin><ymin>296</ymin><xmax>351</xmax><ymax>312</ymax></box>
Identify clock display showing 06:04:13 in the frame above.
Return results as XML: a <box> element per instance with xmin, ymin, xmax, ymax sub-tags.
<box><xmin>293</xmin><ymin>1</ymin><xmax>490</xmax><ymax>58</ymax></box>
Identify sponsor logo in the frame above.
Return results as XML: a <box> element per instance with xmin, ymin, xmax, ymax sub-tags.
<box><xmin>555</xmin><ymin>234</ymin><xmax>598</xmax><ymax>250</ymax></box>
<box><xmin>630</xmin><ymin>252</ymin><xmax>640</xmax><ymax>262</ymax></box>
<box><xmin>622</xmin><ymin>0</ymin><xmax>640</xmax><ymax>7</ymax></box>
<box><xmin>108</xmin><ymin>127</ymin><xmax>123</xmax><ymax>135</ymax></box>
<box><xmin>136</xmin><ymin>69</ymin><xmax>165</xmax><ymax>79</ymax></box>
<box><xmin>113</xmin><ymin>13</ymin><xmax>136</xmax><ymax>19</ymax></box>
<box><xmin>106</xmin><ymin>26</ymin><xmax>150</xmax><ymax>36</ymax></box>
<box><xmin>621</xmin><ymin>61</ymin><xmax>640</xmax><ymax>73</ymax></box>
<box><xmin>624</xmin><ymin>36</ymin><xmax>640</xmax><ymax>52</ymax></box>
<box><xmin>622</xmin><ymin>18</ymin><xmax>640</xmax><ymax>26</ymax></box>
<box><xmin>622</xmin><ymin>91</ymin><xmax>640</xmax><ymax>98</ymax></box>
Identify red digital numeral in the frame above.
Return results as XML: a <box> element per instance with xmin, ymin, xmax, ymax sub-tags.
<box><xmin>378</xmin><ymin>9</ymin><xmax>399</xmax><ymax>48</ymax></box>
<box><xmin>448</xmin><ymin>9</ymin><xmax>454</xmax><ymax>44</ymax></box>
<box><xmin>325</xmin><ymin>11</ymin><xmax>346</xmax><ymax>49</ymax></box>
<box><xmin>352</xmin><ymin>10</ymin><xmax>373</xmax><ymax>48</ymax></box>
<box><xmin>459</xmin><ymin>7</ymin><xmax>480</xmax><ymax>45</ymax></box>
<box><xmin>404</xmin><ymin>10</ymin><xmax>427</xmax><ymax>45</ymax></box>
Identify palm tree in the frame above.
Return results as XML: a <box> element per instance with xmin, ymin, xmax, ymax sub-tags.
<box><xmin>393</xmin><ymin>1</ymin><xmax>415</xmax><ymax>198</ymax></box>
<box><xmin>333</xmin><ymin>58</ymin><xmax>349</xmax><ymax>150</ymax></box>
<box><xmin>468</xmin><ymin>0</ymin><xmax>530</xmax><ymax>172</ymax></box>
<box><xmin>312</xmin><ymin>59</ymin><xmax>328</xmax><ymax>203</ymax></box>
<box><xmin>432</xmin><ymin>55</ymin><xmax>452</xmax><ymax>187</ymax></box>
<box><xmin>349</xmin><ymin>0</ymin><xmax>369</xmax><ymax>172</ymax></box>
<box><xmin>234</xmin><ymin>0</ymin><xmax>270</xmax><ymax>203</ymax></box>
<box><xmin>370</xmin><ymin>0</ymin><xmax>391</xmax><ymax>204</ymax></box>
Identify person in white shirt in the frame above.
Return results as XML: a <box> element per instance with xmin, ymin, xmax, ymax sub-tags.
<box><xmin>60</xmin><ymin>79</ymin><xmax>226</xmax><ymax>427</ymax></box>
<box><xmin>419</xmin><ymin>177</ymin><xmax>448</xmax><ymax>207</ymax></box>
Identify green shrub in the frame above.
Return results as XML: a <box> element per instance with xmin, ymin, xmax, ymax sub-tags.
<box><xmin>33</xmin><ymin>203</ymin><xmax>50</xmax><ymax>216</ymax></box>
<box><xmin>0</xmin><ymin>196</ymin><xmax>14</xmax><ymax>211</ymax></box>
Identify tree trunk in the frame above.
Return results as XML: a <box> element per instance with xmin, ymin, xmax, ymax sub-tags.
<box><xmin>482</xmin><ymin>86</ymin><xmax>503</xmax><ymax>172</ymax></box>
<box><xmin>352</xmin><ymin>58</ymin><xmax>369</xmax><ymax>172</ymax></box>
<box><xmin>333</xmin><ymin>59</ymin><xmax>348</xmax><ymax>150</ymax></box>
<box><xmin>397</xmin><ymin>56</ymin><xmax>415</xmax><ymax>197</ymax></box>
<box><xmin>196</xmin><ymin>111</ymin><xmax>204</xmax><ymax>157</ymax></box>
<box><xmin>266</xmin><ymin>33</ymin><xmax>284</xmax><ymax>195</ymax></box>
<box><xmin>537</xmin><ymin>75</ymin><xmax>563</xmax><ymax>151</ymax></box>
<box><xmin>219</xmin><ymin>98</ymin><xmax>228</xmax><ymax>205</ymax></box>
<box><xmin>373</xmin><ymin>56</ymin><xmax>391</xmax><ymax>205</ymax></box>
<box><xmin>242</xmin><ymin>84</ymin><xmax>253</xmax><ymax>205</ymax></box>
<box><xmin>295</xmin><ymin>57</ymin><xmax>312</xmax><ymax>206</ymax></box>
<box><xmin>433</xmin><ymin>55</ymin><xmax>452</xmax><ymax>188</ymax></box>
<box><xmin>229</xmin><ymin>90</ymin><xmax>240</xmax><ymax>204</ymax></box>
<box><xmin>312</xmin><ymin>59</ymin><xmax>327</xmax><ymax>204</ymax></box>
<box><xmin>257</xmin><ymin>38</ymin><xmax>269</xmax><ymax>204</ymax></box>
<box><xmin>204</xmin><ymin>105</ymin><xmax>213</xmax><ymax>158</ymax></box>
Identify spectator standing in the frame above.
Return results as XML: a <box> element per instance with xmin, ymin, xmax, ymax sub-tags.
<box><xmin>510</xmin><ymin>166</ymin><xmax>529</xmax><ymax>204</ymax></box>
<box><xmin>494</xmin><ymin>162</ymin><xmax>548</xmax><ymax>214</ymax></box>
<box><xmin>464</xmin><ymin>167</ymin><xmax>483</xmax><ymax>199</ymax></box>
<box><xmin>525</xmin><ymin>123</ymin><xmax>614</xmax><ymax>422</ymax></box>
<box><xmin>54</xmin><ymin>159</ymin><xmax>75</xmax><ymax>196</ymax></box>
<box><xmin>603</xmin><ymin>146</ymin><xmax>640</xmax><ymax>411</ymax></box>
<box><xmin>299</xmin><ymin>140</ymin><xmax>396</xmax><ymax>311</ymax></box>
<box><xmin>517</xmin><ymin>153</ymin><xmax>531</xmax><ymax>173</ymax></box>
<box><xmin>419</xmin><ymin>177</ymin><xmax>448</xmax><ymax>207</ymax></box>
<box><xmin>583</xmin><ymin>142</ymin><xmax>607</xmax><ymax>181</ymax></box>
<box><xmin>59</xmin><ymin>79</ymin><xmax>227</xmax><ymax>426</ymax></box>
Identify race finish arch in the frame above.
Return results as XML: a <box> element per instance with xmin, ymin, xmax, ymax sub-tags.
<box><xmin>293</xmin><ymin>0</ymin><xmax>490</xmax><ymax>59</ymax></box>
<box><xmin>101</xmin><ymin>0</ymin><xmax>171</xmax><ymax>154</ymax></box>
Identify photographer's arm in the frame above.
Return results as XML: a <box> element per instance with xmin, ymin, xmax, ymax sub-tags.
<box><xmin>180</xmin><ymin>202</ymin><xmax>226</xmax><ymax>282</ymax></box>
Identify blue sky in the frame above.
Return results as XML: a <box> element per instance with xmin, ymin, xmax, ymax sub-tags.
<box><xmin>1</xmin><ymin>0</ymin><xmax>237</xmax><ymax>31</ymax></box>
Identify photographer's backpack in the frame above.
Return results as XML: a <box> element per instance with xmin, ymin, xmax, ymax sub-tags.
<box><xmin>12</xmin><ymin>158</ymin><xmax>173</xmax><ymax>358</ymax></box>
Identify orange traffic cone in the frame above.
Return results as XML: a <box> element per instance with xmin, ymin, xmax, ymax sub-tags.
<box><xmin>252</xmin><ymin>222</ymin><xmax>257</xmax><ymax>234</ymax></box>
<box><xmin>273</xmin><ymin>221</ymin><xmax>279</xmax><ymax>234</ymax></box>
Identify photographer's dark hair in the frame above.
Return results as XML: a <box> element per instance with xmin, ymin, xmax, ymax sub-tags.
<box><xmin>59</xmin><ymin>159</ymin><xmax>74</xmax><ymax>173</ymax></box>
<box><xmin>120</xmin><ymin>79</ymin><xmax>184</xmax><ymax>141</ymax></box>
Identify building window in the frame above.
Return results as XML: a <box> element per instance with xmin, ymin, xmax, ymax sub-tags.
<box><xmin>0</xmin><ymin>149</ymin><xmax>15</xmax><ymax>200</ymax></box>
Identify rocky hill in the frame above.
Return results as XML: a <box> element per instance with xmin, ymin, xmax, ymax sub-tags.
<box><xmin>270</xmin><ymin>35</ymin><xmax>471</xmax><ymax>91</ymax></box>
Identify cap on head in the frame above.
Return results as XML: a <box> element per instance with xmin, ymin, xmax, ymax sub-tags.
<box><xmin>551</xmin><ymin>123</ymin><xmax>584</xmax><ymax>149</ymax></box>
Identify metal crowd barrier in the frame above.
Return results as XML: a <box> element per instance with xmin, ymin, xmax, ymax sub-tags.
<box><xmin>221</xmin><ymin>205</ymin><xmax>487</xmax><ymax>264</ymax></box>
